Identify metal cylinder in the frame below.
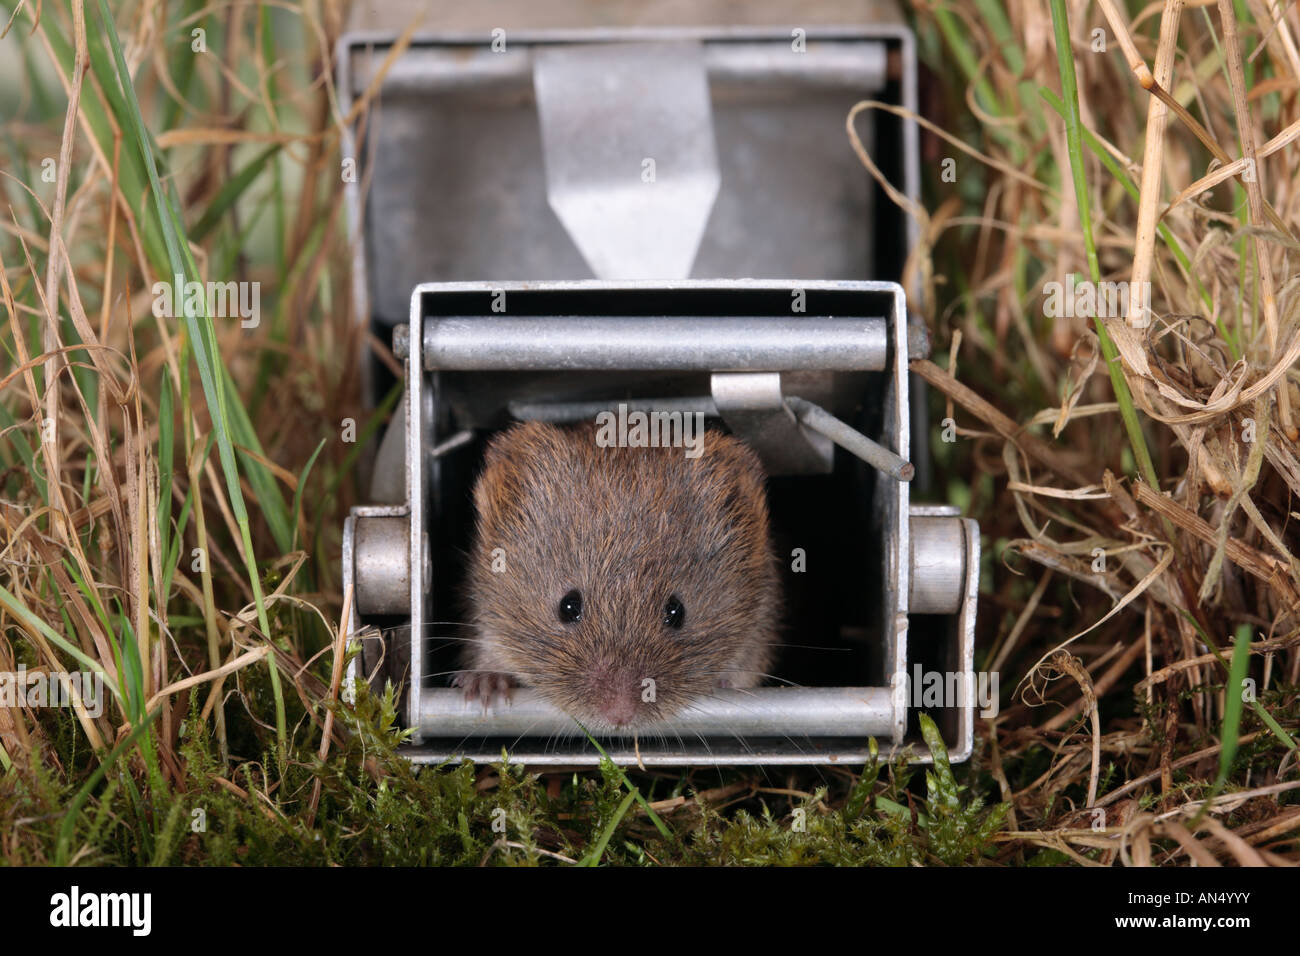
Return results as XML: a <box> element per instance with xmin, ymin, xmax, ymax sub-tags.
<box><xmin>909</xmin><ymin>516</ymin><xmax>968</xmax><ymax>615</ymax></box>
<box><xmin>353</xmin><ymin>515</ymin><xmax>412</xmax><ymax>615</ymax></box>
<box><xmin>420</xmin><ymin>686</ymin><xmax>894</xmax><ymax>737</ymax></box>
<box><xmin>423</xmin><ymin>316</ymin><xmax>889</xmax><ymax>371</ymax></box>
<box><xmin>354</xmin><ymin>42</ymin><xmax>890</xmax><ymax>97</ymax></box>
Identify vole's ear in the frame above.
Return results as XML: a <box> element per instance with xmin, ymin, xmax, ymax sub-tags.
<box><xmin>480</xmin><ymin>420</ymin><xmax>572</xmax><ymax>471</ymax></box>
<box><xmin>698</xmin><ymin>431</ymin><xmax>769</xmax><ymax>524</ymax></box>
<box><xmin>474</xmin><ymin>421</ymin><xmax>567</xmax><ymax>526</ymax></box>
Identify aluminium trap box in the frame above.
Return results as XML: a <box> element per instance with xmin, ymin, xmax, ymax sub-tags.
<box><xmin>339</xmin><ymin>0</ymin><xmax>980</xmax><ymax>765</ymax></box>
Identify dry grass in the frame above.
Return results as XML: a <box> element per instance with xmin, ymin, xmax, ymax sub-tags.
<box><xmin>904</xmin><ymin>0</ymin><xmax>1300</xmax><ymax>864</ymax></box>
<box><xmin>0</xmin><ymin>0</ymin><xmax>372</xmax><ymax>854</ymax></box>
<box><xmin>0</xmin><ymin>0</ymin><xmax>1297</xmax><ymax>865</ymax></box>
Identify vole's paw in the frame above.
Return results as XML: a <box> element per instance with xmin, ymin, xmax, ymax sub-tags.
<box><xmin>454</xmin><ymin>670</ymin><xmax>516</xmax><ymax>710</ymax></box>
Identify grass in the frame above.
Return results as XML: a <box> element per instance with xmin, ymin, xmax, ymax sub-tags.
<box><xmin>909</xmin><ymin>0</ymin><xmax>1300</xmax><ymax>865</ymax></box>
<box><xmin>1</xmin><ymin>0</ymin><xmax>1298</xmax><ymax>866</ymax></box>
<box><xmin>93</xmin><ymin>0</ymin><xmax>287</xmax><ymax>750</ymax></box>
<box><xmin>1048</xmin><ymin>0</ymin><xmax>1160</xmax><ymax>494</ymax></box>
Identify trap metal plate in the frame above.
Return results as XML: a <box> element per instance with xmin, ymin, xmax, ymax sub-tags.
<box><xmin>338</xmin><ymin>0</ymin><xmax>920</xmax><ymax>399</ymax></box>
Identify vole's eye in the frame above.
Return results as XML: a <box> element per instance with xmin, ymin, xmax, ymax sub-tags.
<box><xmin>558</xmin><ymin>589</ymin><xmax>583</xmax><ymax>624</ymax></box>
<box><xmin>663</xmin><ymin>595</ymin><xmax>685</xmax><ymax>629</ymax></box>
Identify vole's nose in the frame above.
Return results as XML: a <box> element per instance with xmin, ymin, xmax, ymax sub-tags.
<box><xmin>587</xmin><ymin>664</ymin><xmax>642</xmax><ymax>728</ymax></box>
<box><xmin>597</xmin><ymin>695</ymin><xmax>639</xmax><ymax>728</ymax></box>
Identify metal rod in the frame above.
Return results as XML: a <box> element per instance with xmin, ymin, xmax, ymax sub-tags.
<box><xmin>509</xmin><ymin>396</ymin><xmax>718</xmax><ymax>422</ymax></box>
<box><xmin>424</xmin><ymin>316</ymin><xmax>889</xmax><ymax>371</ymax></box>
<box><xmin>354</xmin><ymin>41</ymin><xmax>890</xmax><ymax>97</ymax></box>
<box><xmin>420</xmin><ymin>686</ymin><xmax>894</xmax><ymax>737</ymax></box>
<box><xmin>401</xmin><ymin>746</ymin><xmax>892</xmax><ymax>768</ymax></box>
<box><xmin>785</xmin><ymin>395</ymin><xmax>914</xmax><ymax>481</ymax></box>
<box><xmin>507</xmin><ymin>395</ymin><xmax>914</xmax><ymax>481</ymax></box>
<box><xmin>427</xmin><ymin>428</ymin><xmax>476</xmax><ymax>459</ymax></box>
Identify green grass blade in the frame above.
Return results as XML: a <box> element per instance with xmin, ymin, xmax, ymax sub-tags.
<box><xmin>159</xmin><ymin>0</ymin><xmax>207</xmax><ymax>130</ymax></box>
<box><xmin>1181</xmin><ymin>610</ymin><xmax>1295</xmax><ymax>754</ymax></box>
<box><xmin>156</xmin><ymin>370</ymin><xmax>174</xmax><ymax>604</ymax></box>
<box><xmin>292</xmin><ymin>438</ymin><xmax>327</xmax><ymax>551</ymax></box>
<box><xmin>1190</xmin><ymin>623</ymin><xmax>1255</xmax><ymax>828</ymax></box>
<box><xmin>1047</xmin><ymin>0</ymin><xmax>1160</xmax><ymax>490</ymax></box>
<box><xmin>1250</xmin><ymin>700</ymin><xmax>1298</xmax><ymax>752</ymax></box>
<box><xmin>55</xmin><ymin>707</ymin><xmax>160</xmax><ymax>865</ymax></box>
<box><xmin>579</xmin><ymin>790</ymin><xmax>637</xmax><ymax>867</ymax></box>
<box><xmin>0</xmin><ymin>400</ymin><xmax>47</xmax><ymax>499</ymax></box>
<box><xmin>1038</xmin><ymin>88</ymin><xmax>1231</xmax><ymax>356</ymax></box>
<box><xmin>0</xmin><ymin>583</ymin><xmax>122</xmax><ymax>704</ymax></box>
<box><xmin>1216</xmin><ymin>624</ymin><xmax>1253</xmax><ymax>785</ymax></box>
<box><xmin>190</xmin><ymin>144</ymin><xmax>281</xmax><ymax>242</ymax></box>
<box><xmin>577</xmin><ymin>726</ymin><xmax>673</xmax><ymax>841</ymax></box>
<box><xmin>91</xmin><ymin>0</ymin><xmax>286</xmax><ymax>749</ymax></box>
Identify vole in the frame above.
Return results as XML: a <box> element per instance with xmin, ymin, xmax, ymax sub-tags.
<box><xmin>456</xmin><ymin>420</ymin><xmax>779</xmax><ymax>732</ymax></box>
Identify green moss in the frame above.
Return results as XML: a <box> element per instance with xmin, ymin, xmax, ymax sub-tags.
<box><xmin>2</xmin><ymin>683</ymin><xmax>1017</xmax><ymax>865</ymax></box>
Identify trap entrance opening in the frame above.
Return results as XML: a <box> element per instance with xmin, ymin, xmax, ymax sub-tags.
<box><xmin>371</xmin><ymin>280</ymin><xmax>963</xmax><ymax>766</ymax></box>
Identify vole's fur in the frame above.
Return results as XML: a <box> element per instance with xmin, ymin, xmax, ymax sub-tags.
<box><xmin>457</xmin><ymin>420</ymin><xmax>779</xmax><ymax>731</ymax></box>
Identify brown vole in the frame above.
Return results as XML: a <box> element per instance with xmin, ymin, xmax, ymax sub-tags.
<box><xmin>457</xmin><ymin>420</ymin><xmax>779</xmax><ymax>732</ymax></box>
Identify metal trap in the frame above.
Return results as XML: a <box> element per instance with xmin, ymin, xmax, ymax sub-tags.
<box><xmin>339</xmin><ymin>1</ymin><xmax>980</xmax><ymax>765</ymax></box>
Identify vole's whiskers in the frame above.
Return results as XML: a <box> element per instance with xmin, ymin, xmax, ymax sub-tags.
<box><xmin>378</xmin><ymin>620</ymin><xmax>474</xmax><ymax>637</ymax></box>
<box><xmin>723</xmin><ymin>671</ymin><xmax>800</xmax><ymax>687</ymax></box>
<box><xmin>422</xmin><ymin>635</ymin><xmax>483</xmax><ymax>647</ymax></box>
<box><xmin>425</xmin><ymin>665</ymin><xmax>543</xmax><ymax>682</ymax></box>
<box><xmin>765</xmin><ymin>642</ymin><xmax>852</xmax><ymax>652</ymax></box>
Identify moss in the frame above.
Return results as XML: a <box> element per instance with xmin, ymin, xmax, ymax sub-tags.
<box><xmin>1</xmin><ymin>683</ymin><xmax>1016</xmax><ymax>866</ymax></box>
